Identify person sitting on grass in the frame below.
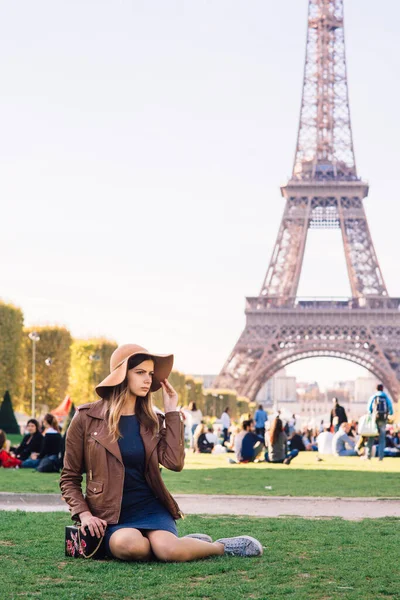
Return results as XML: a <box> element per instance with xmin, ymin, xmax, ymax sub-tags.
<box><xmin>302</xmin><ymin>428</ymin><xmax>318</xmax><ymax>451</ymax></box>
<box><xmin>232</xmin><ymin>419</ymin><xmax>265</xmax><ymax>463</ymax></box>
<box><xmin>10</xmin><ymin>419</ymin><xmax>43</xmax><ymax>462</ymax></box>
<box><xmin>332</xmin><ymin>422</ymin><xmax>357</xmax><ymax>457</ymax></box>
<box><xmin>21</xmin><ymin>413</ymin><xmax>62</xmax><ymax>472</ymax></box>
<box><xmin>265</xmin><ymin>418</ymin><xmax>299</xmax><ymax>465</ymax></box>
<box><xmin>193</xmin><ymin>423</ymin><xmax>214</xmax><ymax>454</ymax></box>
<box><xmin>288</xmin><ymin>430</ymin><xmax>306</xmax><ymax>453</ymax></box>
<box><xmin>316</xmin><ymin>427</ymin><xmax>334</xmax><ymax>455</ymax></box>
<box><xmin>0</xmin><ymin>430</ymin><xmax>22</xmax><ymax>468</ymax></box>
<box><xmin>60</xmin><ymin>344</ymin><xmax>263</xmax><ymax>561</ymax></box>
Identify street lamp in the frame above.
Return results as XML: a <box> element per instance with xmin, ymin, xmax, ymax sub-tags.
<box><xmin>28</xmin><ymin>331</ymin><xmax>40</xmax><ymax>418</ymax></box>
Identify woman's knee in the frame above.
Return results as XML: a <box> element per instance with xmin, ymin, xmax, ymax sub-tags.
<box><xmin>150</xmin><ymin>538</ymin><xmax>182</xmax><ymax>562</ymax></box>
<box><xmin>109</xmin><ymin>530</ymin><xmax>151</xmax><ymax>561</ymax></box>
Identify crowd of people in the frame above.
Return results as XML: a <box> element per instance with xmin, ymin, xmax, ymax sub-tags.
<box><xmin>0</xmin><ymin>413</ymin><xmax>63</xmax><ymax>471</ymax></box>
<box><xmin>189</xmin><ymin>384</ymin><xmax>400</xmax><ymax>464</ymax></box>
<box><xmin>1</xmin><ymin>384</ymin><xmax>398</xmax><ymax>471</ymax></box>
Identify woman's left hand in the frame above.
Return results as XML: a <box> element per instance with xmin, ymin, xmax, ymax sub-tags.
<box><xmin>160</xmin><ymin>379</ymin><xmax>179</xmax><ymax>413</ymax></box>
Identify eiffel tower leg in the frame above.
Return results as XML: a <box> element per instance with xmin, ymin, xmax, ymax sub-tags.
<box><xmin>260</xmin><ymin>199</ymin><xmax>311</xmax><ymax>300</ymax></box>
<box><xmin>338</xmin><ymin>200</ymin><xmax>388</xmax><ymax>297</ymax></box>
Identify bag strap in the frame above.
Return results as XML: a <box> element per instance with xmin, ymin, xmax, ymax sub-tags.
<box><xmin>77</xmin><ymin>527</ymin><xmax>105</xmax><ymax>559</ymax></box>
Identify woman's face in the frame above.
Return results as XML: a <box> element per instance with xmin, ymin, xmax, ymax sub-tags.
<box><xmin>27</xmin><ymin>423</ymin><xmax>37</xmax><ymax>434</ymax></box>
<box><xmin>127</xmin><ymin>359</ymin><xmax>155</xmax><ymax>397</ymax></box>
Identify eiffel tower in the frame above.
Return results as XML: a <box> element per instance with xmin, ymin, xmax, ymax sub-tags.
<box><xmin>215</xmin><ymin>0</ymin><xmax>400</xmax><ymax>405</ymax></box>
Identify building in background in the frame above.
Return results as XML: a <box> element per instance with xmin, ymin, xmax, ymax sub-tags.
<box><xmin>256</xmin><ymin>369</ymin><xmax>297</xmax><ymax>413</ymax></box>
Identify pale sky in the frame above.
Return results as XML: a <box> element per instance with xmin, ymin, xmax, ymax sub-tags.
<box><xmin>2</xmin><ymin>1</ymin><xmax>399</xmax><ymax>390</ymax></box>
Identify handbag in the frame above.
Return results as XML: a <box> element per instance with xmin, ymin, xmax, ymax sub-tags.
<box><xmin>65</xmin><ymin>525</ymin><xmax>106</xmax><ymax>559</ymax></box>
<box><xmin>358</xmin><ymin>413</ymin><xmax>378</xmax><ymax>437</ymax></box>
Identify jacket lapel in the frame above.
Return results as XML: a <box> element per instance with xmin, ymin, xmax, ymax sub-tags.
<box><xmin>86</xmin><ymin>400</ymin><xmax>123</xmax><ymax>465</ymax></box>
<box><xmin>85</xmin><ymin>399</ymin><xmax>160</xmax><ymax>467</ymax></box>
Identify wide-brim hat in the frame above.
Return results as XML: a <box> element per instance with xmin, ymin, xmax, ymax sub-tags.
<box><xmin>95</xmin><ymin>343</ymin><xmax>174</xmax><ymax>399</ymax></box>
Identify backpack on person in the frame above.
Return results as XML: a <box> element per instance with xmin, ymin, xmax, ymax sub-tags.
<box><xmin>373</xmin><ymin>395</ymin><xmax>388</xmax><ymax>422</ymax></box>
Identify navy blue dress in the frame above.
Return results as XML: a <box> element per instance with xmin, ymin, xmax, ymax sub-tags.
<box><xmin>104</xmin><ymin>415</ymin><xmax>177</xmax><ymax>557</ymax></box>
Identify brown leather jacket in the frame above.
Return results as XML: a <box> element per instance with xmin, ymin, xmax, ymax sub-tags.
<box><xmin>59</xmin><ymin>399</ymin><xmax>185</xmax><ymax>524</ymax></box>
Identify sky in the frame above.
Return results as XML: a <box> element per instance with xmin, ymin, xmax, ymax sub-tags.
<box><xmin>1</xmin><ymin>0</ymin><xmax>399</xmax><ymax>390</ymax></box>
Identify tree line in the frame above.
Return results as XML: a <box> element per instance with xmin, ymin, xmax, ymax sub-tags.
<box><xmin>0</xmin><ymin>301</ymin><xmax>250</xmax><ymax>418</ymax></box>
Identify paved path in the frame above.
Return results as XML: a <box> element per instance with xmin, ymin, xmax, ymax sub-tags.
<box><xmin>0</xmin><ymin>492</ymin><xmax>399</xmax><ymax>520</ymax></box>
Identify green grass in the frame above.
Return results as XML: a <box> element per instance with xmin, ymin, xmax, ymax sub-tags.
<box><xmin>1</xmin><ymin>452</ymin><xmax>400</xmax><ymax>497</ymax></box>
<box><xmin>0</xmin><ymin>511</ymin><xmax>398</xmax><ymax>600</ymax></box>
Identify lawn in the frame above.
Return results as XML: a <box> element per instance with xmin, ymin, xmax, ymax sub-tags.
<box><xmin>1</xmin><ymin>452</ymin><xmax>399</xmax><ymax>497</ymax></box>
<box><xmin>1</xmin><ymin>511</ymin><xmax>398</xmax><ymax>600</ymax></box>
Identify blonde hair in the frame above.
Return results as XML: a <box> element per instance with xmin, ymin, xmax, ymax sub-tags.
<box><xmin>193</xmin><ymin>422</ymin><xmax>207</xmax><ymax>451</ymax></box>
<box><xmin>106</xmin><ymin>378</ymin><xmax>159</xmax><ymax>442</ymax></box>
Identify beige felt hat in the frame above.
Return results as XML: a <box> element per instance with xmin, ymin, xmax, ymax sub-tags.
<box><xmin>95</xmin><ymin>343</ymin><xmax>174</xmax><ymax>399</ymax></box>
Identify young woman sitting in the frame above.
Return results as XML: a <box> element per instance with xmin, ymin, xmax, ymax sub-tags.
<box><xmin>21</xmin><ymin>414</ymin><xmax>62</xmax><ymax>471</ymax></box>
<box><xmin>193</xmin><ymin>423</ymin><xmax>214</xmax><ymax>453</ymax></box>
<box><xmin>266</xmin><ymin>418</ymin><xmax>299</xmax><ymax>465</ymax></box>
<box><xmin>10</xmin><ymin>419</ymin><xmax>43</xmax><ymax>461</ymax></box>
<box><xmin>60</xmin><ymin>344</ymin><xmax>263</xmax><ymax>560</ymax></box>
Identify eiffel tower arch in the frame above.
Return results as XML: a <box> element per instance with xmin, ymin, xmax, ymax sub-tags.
<box><xmin>215</xmin><ymin>0</ymin><xmax>400</xmax><ymax>404</ymax></box>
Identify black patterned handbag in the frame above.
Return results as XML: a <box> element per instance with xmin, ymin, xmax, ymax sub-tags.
<box><xmin>65</xmin><ymin>524</ymin><xmax>106</xmax><ymax>559</ymax></box>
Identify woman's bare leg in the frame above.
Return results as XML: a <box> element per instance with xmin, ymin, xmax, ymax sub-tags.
<box><xmin>109</xmin><ymin>527</ymin><xmax>152</xmax><ymax>561</ymax></box>
<box><xmin>145</xmin><ymin>530</ymin><xmax>224</xmax><ymax>562</ymax></box>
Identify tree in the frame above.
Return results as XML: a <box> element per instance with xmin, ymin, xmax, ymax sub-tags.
<box><xmin>23</xmin><ymin>327</ymin><xmax>73</xmax><ymax>413</ymax></box>
<box><xmin>0</xmin><ymin>390</ymin><xmax>20</xmax><ymax>434</ymax></box>
<box><xmin>0</xmin><ymin>302</ymin><xmax>25</xmax><ymax>408</ymax></box>
<box><xmin>68</xmin><ymin>339</ymin><xmax>118</xmax><ymax>405</ymax></box>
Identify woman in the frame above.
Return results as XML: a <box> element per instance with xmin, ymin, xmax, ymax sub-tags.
<box><xmin>193</xmin><ymin>423</ymin><xmax>214</xmax><ymax>454</ymax></box>
<box><xmin>21</xmin><ymin>414</ymin><xmax>62</xmax><ymax>471</ymax></box>
<box><xmin>10</xmin><ymin>419</ymin><xmax>43</xmax><ymax>461</ymax></box>
<box><xmin>187</xmin><ymin>401</ymin><xmax>203</xmax><ymax>447</ymax></box>
<box><xmin>0</xmin><ymin>430</ymin><xmax>22</xmax><ymax>468</ymax></box>
<box><xmin>60</xmin><ymin>344</ymin><xmax>262</xmax><ymax>561</ymax></box>
<box><xmin>266</xmin><ymin>417</ymin><xmax>299</xmax><ymax>465</ymax></box>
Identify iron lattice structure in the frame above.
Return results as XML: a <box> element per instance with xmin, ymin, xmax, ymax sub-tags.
<box><xmin>215</xmin><ymin>0</ymin><xmax>400</xmax><ymax>403</ymax></box>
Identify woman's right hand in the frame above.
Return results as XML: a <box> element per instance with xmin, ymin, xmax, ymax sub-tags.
<box><xmin>79</xmin><ymin>511</ymin><xmax>107</xmax><ymax>538</ymax></box>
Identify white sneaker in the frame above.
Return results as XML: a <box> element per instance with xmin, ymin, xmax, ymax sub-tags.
<box><xmin>215</xmin><ymin>536</ymin><xmax>263</xmax><ymax>557</ymax></box>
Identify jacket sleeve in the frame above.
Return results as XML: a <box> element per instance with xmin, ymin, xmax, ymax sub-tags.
<box><xmin>157</xmin><ymin>411</ymin><xmax>185</xmax><ymax>472</ymax></box>
<box><xmin>59</xmin><ymin>410</ymin><xmax>90</xmax><ymax>521</ymax></box>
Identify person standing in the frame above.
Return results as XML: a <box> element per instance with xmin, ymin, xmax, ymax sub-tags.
<box><xmin>187</xmin><ymin>402</ymin><xmax>203</xmax><ymax>448</ymax></box>
<box><xmin>365</xmin><ymin>384</ymin><xmax>393</xmax><ymax>461</ymax></box>
<box><xmin>254</xmin><ymin>405</ymin><xmax>268</xmax><ymax>438</ymax></box>
<box><xmin>330</xmin><ymin>398</ymin><xmax>348</xmax><ymax>433</ymax></box>
<box><xmin>220</xmin><ymin>407</ymin><xmax>231</xmax><ymax>444</ymax></box>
